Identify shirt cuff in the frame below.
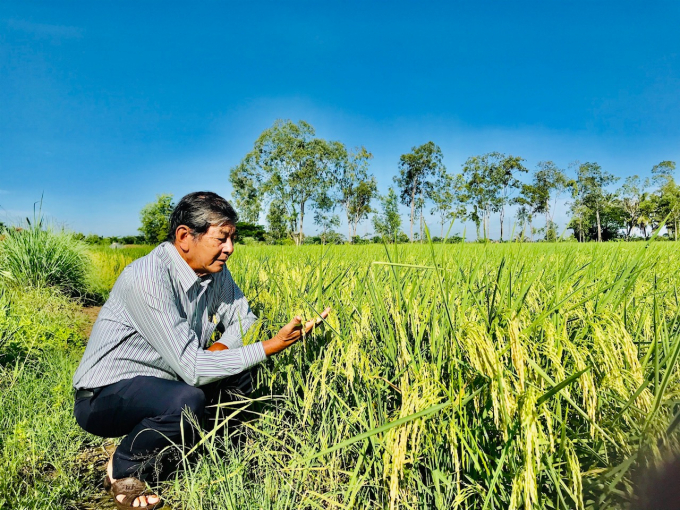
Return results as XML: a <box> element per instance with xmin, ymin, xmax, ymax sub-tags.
<box><xmin>241</xmin><ymin>342</ymin><xmax>267</xmax><ymax>369</ymax></box>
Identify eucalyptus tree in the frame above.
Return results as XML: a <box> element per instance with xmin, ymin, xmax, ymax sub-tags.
<box><xmin>617</xmin><ymin>175</ymin><xmax>648</xmax><ymax>239</ymax></box>
<box><xmin>652</xmin><ymin>161</ymin><xmax>679</xmax><ymax>240</ymax></box>
<box><xmin>265</xmin><ymin>200</ymin><xmax>288</xmax><ymax>243</ymax></box>
<box><xmin>230</xmin><ymin>120</ymin><xmax>344</xmax><ymax>245</ymax></box>
<box><xmin>394</xmin><ymin>141</ymin><xmax>444</xmax><ymax>242</ymax></box>
<box><xmin>337</xmin><ymin>146</ymin><xmax>378</xmax><ymax>243</ymax></box>
<box><xmin>491</xmin><ymin>154</ymin><xmax>527</xmax><ymax>241</ymax></box>
<box><xmin>461</xmin><ymin>154</ymin><xmax>495</xmax><ymax>240</ymax></box>
<box><xmin>531</xmin><ymin>161</ymin><xmax>570</xmax><ymax>239</ymax></box>
<box><xmin>574</xmin><ymin>162</ymin><xmax>619</xmax><ymax>242</ymax></box>
<box><xmin>372</xmin><ymin>187</ymin><xmax>402</xmax><ymax>241</ymax></box>
<box><xmin>462</xmin><ymin>152</ymin><xmax>526</xmax><ymax>241</ymax></box>
<box><xmin>515</xmin><ymin>183</ymin><xmax>544</xmax><ymax>241</ymax></box>
<box><xmin>229</xmin><ymin>160</ymin><xmax>262</xmax><ymax>224</ymax></box>
<box><xmin>313</xmin><ymin>192</ymin><xmax>340</xmax><ymax>245</ymax></box>
<box><xmin>428</xmin><ymin>170</ymin><xmax>466</xmax><ymax>239</ymax></box>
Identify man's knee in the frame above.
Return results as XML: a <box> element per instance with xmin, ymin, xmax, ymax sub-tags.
<box><xmin>166</xmin><ymin>385</ymin><xmax>206</xmax><ymax>418</ymax></box>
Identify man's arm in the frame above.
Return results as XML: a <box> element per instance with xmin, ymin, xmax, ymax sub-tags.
<box><xmin>209</xmin><ymin>308</ymin><xmax>331</xmax><ymax>355</ymax></box>
<box><xmin>125</xmin><ymin>272</ymin><xmax>266</xmax><ymax>386</ymax></box>
<box><xmin>212</xmin><ymin>275</ymin><xmax>257</xmax><ymax>350</ymax></box>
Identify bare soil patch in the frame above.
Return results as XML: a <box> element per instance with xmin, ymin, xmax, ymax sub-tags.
<box><xmin>80</xmin><ymin>306</ymin><xmax>102</xmax><ymax>339</ymax></box>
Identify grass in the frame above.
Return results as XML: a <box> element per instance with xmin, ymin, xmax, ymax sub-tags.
<box><xmin>0</xmin><ymin>220</ymin><xmax>90</xmax><ymax>297</ymax></box>
<box><xmin>2</xmin><ymin>240</ymin><xmax>680</xmax><ymax>508</ymax></box>
<box><xmin>0</xmin><ymin>287</ymin><xmax>96</xmax><ymax>510</ymax></box>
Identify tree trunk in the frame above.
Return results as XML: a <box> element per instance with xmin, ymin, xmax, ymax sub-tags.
<box><xmin>529</xmin><ymin>217</ymin><xmax>533</xmax><ymax>242</ymax></box>
<box><xmin>409</xmin><ymin>181</ymin><xmax>417</xmax><ymax>242</ymax></box>
<box><xmin>596</xmin><ymin>207</ymin><xmax>601</xmax><ymax>242</ymax></box>
<box><xmin>500</xmin><ymin>207</ymin><xmax>504</xmax><ymax>241</ymax></box>
<box><xmin>298</xmin><ymin>202</ymin><xmax>305</xmax><ymax>246</ymax></box>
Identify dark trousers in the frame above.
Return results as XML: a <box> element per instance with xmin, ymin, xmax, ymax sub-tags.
<box><xmin>74</xmin><ymin>371</ymin><xmax>252</xmax><ymax>482</ymax></box>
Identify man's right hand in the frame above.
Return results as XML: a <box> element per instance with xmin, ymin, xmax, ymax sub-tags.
<box><xmin>262</xmin><ymin>307</ymin><xmax>331</xmax><ymax>356</ymax></box>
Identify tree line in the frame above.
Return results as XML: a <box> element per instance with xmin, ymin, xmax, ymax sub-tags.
<box><xmin>227</xmin><ymin>119</ymin><xmax>679</xmax><ymax>244</ymax></box>
<box><xmin>136</xmin><ymin>119</ymin><xmax>678</xmax><ymax>245</ymax></box>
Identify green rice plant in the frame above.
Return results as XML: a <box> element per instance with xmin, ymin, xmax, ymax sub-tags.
<box><xmin>85</xmin><ymin>245</ymin><xmax>153</xmax><ymax>299</ymax></box>
<box><xmin>0</xmin><ymin>218</ymin><xmax>90</xmax><ymax>297</ymax></box>
<box><xmin>148</xmin><ymin>241</ymin><xmax>680</xmax><ymax>510</ymax></box>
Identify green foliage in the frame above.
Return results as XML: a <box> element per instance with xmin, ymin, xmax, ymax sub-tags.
<box><xmin>139</xmin><ymin>193</ymin><xmax>174</xmax><ymax>244</ymax></box>
<box><xmin>235</xmin><ymin>222</ymin><xmax>266</xmax><ymax>243</ymax></box>
<box><xmin>572</xmin><ymin>162</ymin><xmax>619</xmax><ymax>242</ymax></box>
<box><xmin>0</xmin><ymin>287</ymin><xmax>96</xmax><ymax>509</ymax></box>
<box><xmin>428</xmin><ymin>169</ymin><xmax>466</xmax><ymax>239</ymax></box>
<box><xmin>0</xmin><ymin>219</ymin><xmax>90</xmax><ymax>297</ymax></box>
<box><xmin>372</xmin><ymin>187</ymin><xmax>402</xmax><ymax>241</ymax></box>
<box><xmin>231</xmin><ymin>120</ymin><xmax>345</xmax><ymax>245</ymax></box>
<box><xmin>394</xmin><ymin>141</ymin><xmax>445</xmax><ymax>241</ymax></box>
<box><xmin>265</xmin><ymin>200</ymin><xmax>289</xmax><ymax>243</ymax></box>
<box><xmin>337</xmin><ymin>146</ymin><xmax>378</xmax><ymax>242</ymax></box>
<box><xmin>462</xmin><ymin>152</ymin><xmax>528</xmax><ymax>241</ymax></box>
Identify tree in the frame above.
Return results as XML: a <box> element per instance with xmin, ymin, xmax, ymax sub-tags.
<box><xmin>462</xmin><ymin>152</ymin><xmax>526</xmax><ymax>241</ymax></box>
<box><xmin>573</xmin><ymin>162</ymin><xmax>618</xmax><ymax>242</ymax></box>
<box><xmin>265</xmin><ymin>200</ymin><xmax>289</xmax><ymax>243</ymax></box>
<box><xmin>229</xmin><ymin>160</ymin><xmax>262</xmax><ymax>224</ymax></box>
<box><xmin>490</xmin><ymin>154</ymin><xmax>527</xmax><ymax>241</ymax></box>
<box><xmin>515</xmin><ymin>204</ymin><xmax>533</xmax><ymax>241</ymax></box>
<box><xmin>313</xmin><ymin>192</ymin><xmax>341</xmax><ymax>245</ymax></box>
<box><xmin>372</xmin><ymin>188</ymin><xmax>402</xmax><ymax>241</ymax></box>
<box><xmin>235</xmin><ymin>222</ymin><xmax>266</xmax><ymax>243</ymax></box>
<box><xmin>428</xmin><ymin>170</ymin><xmax>466</xmax><ymax>239</ymax></box>
<box><xmin>139</xmin><ymin>194</ymin><xmax>174</xmax><ymax>244</ymax></box>
<box><xmin>568</xmin><ymin>202</ymin><xmax>625</xmax><ymax>242</ymax></box>
<box><xmin>230</xmin><ymin>120</ymin><xmax>344</xmax><ymax>245</ymax></box>
<box><xmin>515</xmin><ymin>183</ymin><xmax>544</xmax><ymax>241</ymax></box>
<box><xmin>651</xmin><ymin>160</ymin><xmax>676</xmax><ymax>186</ymax></box>
<box><xmin>652</xmin><ymin>161</ymin><xmax>679</xmax><ymax>240</ymax></box>
<box><xmin>617</xmin><ymin>175</ymin><xmax>648</xmax><ymax>239</ymax></box>
<box><xmin>337</xmin><ymin>146</ymin><xmax>378</xmax><ymax>242</ymax></box>
<box><xmin>394</xmin><ymin>142</ymin><xmax>444</xmax><ymax>242</ymax></box>
<box><xmin>531</xmin><ymin>161</ymin><xmax>570</xmax><ymax>240</ymax></box>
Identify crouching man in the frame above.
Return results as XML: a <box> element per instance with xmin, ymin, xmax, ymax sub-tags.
<box><xmin>72</xmin><ymin>191</ymin><xmax>329</xmax><ymax>509</ymax></box>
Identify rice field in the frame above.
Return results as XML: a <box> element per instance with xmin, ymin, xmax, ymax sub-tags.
<box><xmin>154</xmin><ymin>241</ymin><xmax>680</xmax><ymax>509</ymax></box>
<box><xmin>3</xmin><ymin>239</ymin><xmax>680</xmax><ymax>509</ymax></box>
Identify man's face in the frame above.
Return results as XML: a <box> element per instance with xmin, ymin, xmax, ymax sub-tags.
<box><xmin>187</xmin><ymin>223</ymin><xmax>236</xmax><ymax>275</ymax></box>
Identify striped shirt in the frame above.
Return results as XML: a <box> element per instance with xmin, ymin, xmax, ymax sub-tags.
<box><xmin>73</xmin><ymin>242</ymin><xmax>267</xmax><ymax>389</ymax></box>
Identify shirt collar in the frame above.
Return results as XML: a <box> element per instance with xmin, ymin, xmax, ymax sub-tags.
<box><xmin>162</xmin><ymin>242</ymin><xmax>205</xmax><ymax>293</ymax></box>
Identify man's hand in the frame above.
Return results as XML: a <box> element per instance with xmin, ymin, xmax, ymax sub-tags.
<box><xmin>262</xmin><ymin>307</ymin><xmax>331</xmax><ymax>356</ymax></box>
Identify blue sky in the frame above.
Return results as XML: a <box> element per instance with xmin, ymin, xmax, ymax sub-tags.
<box><xmin>1</xmin><ymin>1</ymin><xmax>679</xmax><ymax>238</ymax></box>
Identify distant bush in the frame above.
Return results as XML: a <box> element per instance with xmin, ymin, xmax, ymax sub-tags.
<box><xmin>0</xmin><ymin>220</ymin><xmax>90</xmax><ymax>297</ymax></box>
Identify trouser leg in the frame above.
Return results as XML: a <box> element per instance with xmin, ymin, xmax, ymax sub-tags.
<box><xmin>74</xmin><ymin>376</ymin><xmax>206</xmax><ymax>482</ymax></box>
<box><xmin>200</xmin><ymin>369</ymin><xmax>253</xmax><ymax>432</ymax></box>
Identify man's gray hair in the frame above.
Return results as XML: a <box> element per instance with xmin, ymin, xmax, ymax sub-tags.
<box><xmin>166</xmin><ymin>191</ymin><xmax>239</xmax><ymax>243</ymax></box>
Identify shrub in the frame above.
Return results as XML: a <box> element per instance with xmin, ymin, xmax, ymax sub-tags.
<box><xmin>0</xmin><ymin>220</ymin><xmax>90</xmax><ymax>297</ymax></box>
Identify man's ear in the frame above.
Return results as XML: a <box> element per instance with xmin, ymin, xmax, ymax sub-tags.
<box><xmin>175</xmin><ymin>226</ymin><xmax>193</xmax><ymax>252</ymax></box>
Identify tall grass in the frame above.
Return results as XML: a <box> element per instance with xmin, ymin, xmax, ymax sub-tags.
<box><xmin>0</xmin><ymin>287</ymin><xmax>97</xmax><ymax>509</ymax></box>
<box><xmin>0</xmin><ymin>219</ymin><xmax>90</xmax><ymax>297</ymax></box>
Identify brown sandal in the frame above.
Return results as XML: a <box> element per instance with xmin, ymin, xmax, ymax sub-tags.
<box><xmin>103</xmin><ymin>474</ymin><xmax>162</xmax><ymax>509</ymax></box>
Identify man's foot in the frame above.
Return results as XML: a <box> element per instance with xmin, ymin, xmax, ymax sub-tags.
<box><xmin>107</xmin><ymin>456</ymin><xmax>161</xmax><ymax>508</ymax></box>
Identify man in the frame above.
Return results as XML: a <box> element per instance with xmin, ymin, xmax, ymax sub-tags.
<box><xmin>73</xmin><ymin>191</ymin><xmax>330</xmax><ymax>509</ymax></box>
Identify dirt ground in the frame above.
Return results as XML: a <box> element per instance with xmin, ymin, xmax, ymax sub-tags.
<box><xmin>79</xmin><ymin>306</ymin><xmax>102</xmax><ymax>339</ymax></box>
